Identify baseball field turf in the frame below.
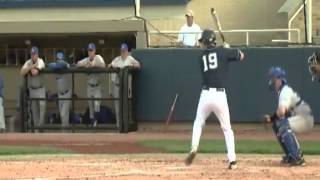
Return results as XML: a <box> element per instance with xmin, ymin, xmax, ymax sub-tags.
<box><xmin>1</xmin><ymin>139</ymin><xmax>320</xmax><ymax>155</ymax></box>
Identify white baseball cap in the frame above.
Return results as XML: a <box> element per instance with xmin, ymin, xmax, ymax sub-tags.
<box><xmin>185</xmin><ymin>10</ymin><xmax>194</xmax><ymax>17</ymax></box>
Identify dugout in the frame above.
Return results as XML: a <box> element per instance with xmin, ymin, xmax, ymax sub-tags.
<box><xmin>20</xmin><ymin>67</ymin><xmax>138</xmax><ymax>133</ymax></box>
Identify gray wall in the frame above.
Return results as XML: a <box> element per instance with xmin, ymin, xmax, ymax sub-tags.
<box><xmin>132</xmin><ymin>47</ymin><xmax>320</xmax><ymax>122</ymax></box>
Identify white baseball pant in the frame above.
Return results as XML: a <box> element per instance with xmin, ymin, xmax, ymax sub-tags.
<box><xmin>0</xmin><ymin>97</ymin><xmax>5</xmax><ymax>130</ymax></box>
<box><xmin>29</xmin><ymin>87</ymin><xmax>46</xmax><ymax>127</ymax></box>
<box><xmin>87</xmin><ymin>85</ymin><xmax>101</xmax><ymax>120</ymax></box>
<box><xmin>58</xmin><ymin>90</ymin><xmax>71</xmax><ymax>127</ymax></box>
<box><xmin>191</xmin><ymin>88</ymin><xmax>236</xmax><ymax>162</ymax></box>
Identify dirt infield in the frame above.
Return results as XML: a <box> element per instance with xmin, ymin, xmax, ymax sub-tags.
<box><xmin>0</xmin><ymin>124</ymin><xmax>319</xmax><ymax>179</ymax></box>
<box><xmin>0</xmin><ymin>154</ymin><xmax>320</xmax><ymax>180</ymax></box>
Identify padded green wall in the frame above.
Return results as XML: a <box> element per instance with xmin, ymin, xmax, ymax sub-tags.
<box><xmin>132</xmin><ymin>47</ymin><xmax>320</xmax><ymax>122</ymax></box>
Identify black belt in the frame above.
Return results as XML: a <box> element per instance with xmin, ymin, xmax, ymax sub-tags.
<box><xmin>202</xmin><ymin>86</ymin><xmax>225</xmax><ymax>92</ymax></box>
<box><xmin>59</xmin><ymin>89</ymin><xmax>69</xmax><ymax>96</ymax></box>
<box><xmin>30</xmin><ymin>86</ymin><xmax>43</xmax><ymax>90</ymax></box>
<box><xmin>88</xmin><ymin>84</ymin><xmax>99</xmax><ymax>87</ymax></box>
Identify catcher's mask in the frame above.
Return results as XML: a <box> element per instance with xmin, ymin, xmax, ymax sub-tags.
<box><xmin>308</xmin><ymin>51</ymin><xmax>320</xmax><ymax>82</ymax></box>
<box><xmin>198</xmin><ymin>29</ymin><xmax>216</xmax><ymax>46</ymax></box>
<box><xmin>268</xmin><ymin>66</ymin><xmax>287</xmax><ymax>91</ymax></box>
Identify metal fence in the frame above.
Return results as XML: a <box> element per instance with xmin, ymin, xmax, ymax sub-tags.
<box><xmin>20</xmin><ymin>67</ymin><xmax>138</xmax><ymax>133</ymax></box>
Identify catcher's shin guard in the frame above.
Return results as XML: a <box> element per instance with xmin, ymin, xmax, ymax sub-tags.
<box><xmin>272</xmin><ymin>122</ymin><xmax>290</xmax><ymax>157</ymax></box>
<box><xmin>277</xmin><ymin>118</ymin><xmax>302</xmax><ymax>162</ymax></box>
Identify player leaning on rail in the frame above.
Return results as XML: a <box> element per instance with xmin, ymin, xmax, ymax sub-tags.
<box><xmin>264</xmin><ymin>66</ymin><xmax>314</xmax><ymax>166</ymax></box>
<box><xmin>76</xmin><ymin>43</ymin><xmax>106</xmax><ymax>127</ymax></box>
<box><xmin>20</xmin><ymin>47</ymin><xmax>46</xmax><ymax>129</ymax></box>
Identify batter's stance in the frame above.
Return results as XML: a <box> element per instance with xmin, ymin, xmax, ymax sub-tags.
<box><xmin>264</xmin><ymin>66</ymin><xmax>313</xmax><ymax>166</ymax></box>
<box><xmin>185</xmin><ymin>29</ymin><xmax>245</xmax><ymax>169</ymax></box>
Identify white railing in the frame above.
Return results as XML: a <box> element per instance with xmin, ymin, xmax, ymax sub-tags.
<box><xmin>148</xmin><ymin>28</ymin><xmax>301</xmax><ymax>46</ymax></box>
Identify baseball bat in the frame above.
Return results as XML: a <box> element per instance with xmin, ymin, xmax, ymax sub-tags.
<box><xmin>210</xmin><ymin>8</ymin><xmax>227</xmax><ymax>44</ymax></box>
<box><xmin>165</xmin><ymin>94</ymin><xmax>179</xmax><ymax>127</ymax></box>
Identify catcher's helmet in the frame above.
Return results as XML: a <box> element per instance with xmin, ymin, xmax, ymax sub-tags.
<box><xmin>198</xmin><ymin>29</ymin><xmax>216</xmax><ymax>46</ymax></box>
<box><xmin>268</xmin><ymin>66</ymin><xmax>287</xmax><ymax>90</ymax></box>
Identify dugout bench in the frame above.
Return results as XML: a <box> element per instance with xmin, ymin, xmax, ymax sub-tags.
<box><xmin>20</xmin><ymin>67</ymin><xmax>138</xmax><ymax>133</ymax></box>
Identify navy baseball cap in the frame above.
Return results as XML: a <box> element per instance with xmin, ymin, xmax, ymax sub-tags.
<box><xmin>56</xmin><ymin>52</ymin><xmax>64</xmax><ymax>60</ymax></box>
<box><xmin>87</xmin><ymin>43</ymin><xmax>96</xmax><ymax>51</ymax></box>
<box><xmin>120</xmin><ymin>43</ymin><xmax>128</xmax><ymax>51</ymax></box>
<box><xmin>30</xmin><ymin>46</ymin><xmax>39</xmax><ymax>54</ymax></box>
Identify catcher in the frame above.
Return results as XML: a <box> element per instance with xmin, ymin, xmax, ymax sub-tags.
<box><xmin>308</xmin><ymin>51</ymin><xmax>320</xmax><ymax>82</ymax></box>
<box><xmin>264</xmin><ymin>66</ymin><xmax>314</xmax><ymax>166</ymax></box>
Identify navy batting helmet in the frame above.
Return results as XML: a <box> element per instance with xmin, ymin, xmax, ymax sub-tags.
<box><xmin>198</xmin><ymin>29</ymin><xmax>216</xmax><ymax>46</ymax></box>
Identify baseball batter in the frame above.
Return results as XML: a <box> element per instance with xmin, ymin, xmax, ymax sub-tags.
<box><xmin>108</xmin><ymin>43</ymin><xmax>140</xmax><ymax>128</ymax></box>
<box><xmin>77</xmin><ymin>43</ymin><xmax>106</xmax><ymax>127</ymax></box>
<box><xmin>185</xmin><ymin>29</ymin><xmax>245</xmax><ymax>169</ymax></box>
<box><xmin>20</xmin><ymin>46</ymin><xmax>46</xmax><ymax>129</ymax></box>
<box><xmin>48</xmin><ymin>51</ymin><xmax>71</xmax><ymax>128</ymax></box>
<box><xmin>265</xmin><ymin>66</ymin><xmax>313</xmax><ymax>166</ymax></box>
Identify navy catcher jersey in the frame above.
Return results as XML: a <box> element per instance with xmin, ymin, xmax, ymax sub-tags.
<box><xmin>200</xmin><ymin>46</ymin><xmax>241</xmax><ymax>88</ymax></box>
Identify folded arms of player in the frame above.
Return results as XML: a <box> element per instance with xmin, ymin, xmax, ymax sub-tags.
<box><xmin>20</xmin><ymin>59</ymin><xmax>45</xmax><ymax>76</ymax></box>
<box><xmin>76</xmin><ymin>55</ymin><xmax>106</xmax><ymax>68</ymax></box>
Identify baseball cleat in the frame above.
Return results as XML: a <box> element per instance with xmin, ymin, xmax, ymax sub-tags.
<box><xmin>185</xmin><ymin>151</ymin><xmax>196</xmax><ymax>166</ymax></box>
<box><xmin>228</xmin><ymin>161</ymin><xmax>237</xmax><ymax>170</ymax></box>
<box><xmin>289</xmin><ymin>158</ymin><xmax>306</xmax><ymax>167</ymax></box>
<box><xmin>280</xmin><ymin>155</ymin><xmax>291</xmax><ymax>164</ymax></box>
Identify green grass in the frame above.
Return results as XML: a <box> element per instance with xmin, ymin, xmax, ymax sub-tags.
<box><xmin>0</xmin><ymin>145</ymin><xmax>71</xmax><ymax>155</ymax></box>
<box><xmin>138</xmin><ymin>139</ymin><xmax>320</xmax><ymax>155</ymax></box>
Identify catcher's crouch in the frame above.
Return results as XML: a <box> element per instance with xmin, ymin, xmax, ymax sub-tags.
<box><xmin>265</xmin><ymin>66</ymin><xmax>314</xmax><ymax>166</ymax></box>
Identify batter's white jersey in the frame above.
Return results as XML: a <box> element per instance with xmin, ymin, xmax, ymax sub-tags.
<box><xmin>278</xmin><ymin>85</ymin><xmax>314</xmax><ymax>133</ymax></box>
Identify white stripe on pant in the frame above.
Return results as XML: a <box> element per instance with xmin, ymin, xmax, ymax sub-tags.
<box><xmin>191</xmin><ymin>88</ymin><xmax>236</xmax><ymax>162</ymax></box>
<box><xmin>0</xmin><ymin>97</ymin><xmax>5</xmax><ymax>130</ymax></box>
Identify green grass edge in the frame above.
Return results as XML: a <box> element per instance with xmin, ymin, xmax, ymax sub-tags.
<box><xmin>138</xmin><ymin>139</ymin><xmax>320</xmax><ymax>155</ymax></box>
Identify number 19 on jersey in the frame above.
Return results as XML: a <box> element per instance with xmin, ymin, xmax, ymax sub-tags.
<box><xmin>202</xmin><ymin>53</ymin><xmax>218</xmax><ymax>72</ymax></box>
